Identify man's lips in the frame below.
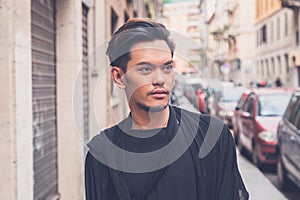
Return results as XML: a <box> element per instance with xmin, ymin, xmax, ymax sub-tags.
<box><xmin>148</xmin><ymin>89</ymin><xmax>169</xmax><ymax>98</ymax></box>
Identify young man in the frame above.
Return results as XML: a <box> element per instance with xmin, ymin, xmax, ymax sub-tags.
<box><xmin>85</xmin><ymin>18</ymin><xmax>249</xmax><ymax>200</ymax></box>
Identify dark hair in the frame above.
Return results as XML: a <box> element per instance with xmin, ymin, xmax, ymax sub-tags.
<box><xmin>106</xmin><ymin>18</ymin><xmax>176</xmax><ymax>71</ymax></box>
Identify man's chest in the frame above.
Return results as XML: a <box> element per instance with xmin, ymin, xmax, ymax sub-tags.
<box><xmin>101</xmin><ymin>149</ymin><xmax>198</xmax><ymax>200</ymax></box>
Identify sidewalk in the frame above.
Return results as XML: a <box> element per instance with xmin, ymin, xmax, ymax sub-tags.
<box><xmin>237</xmin><ymin>152</ymin><xmax>287</xmax><ymax>200</ymax></box>
<box><xmin>177</xmin><ymin>97</ymin><xmax>287</xmax><ymax>200</ymax></box>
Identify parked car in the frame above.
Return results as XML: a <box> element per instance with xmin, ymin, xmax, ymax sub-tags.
<box><xmin>171</xmin><ymin>74</ymin><xmax>185</xmax><ymax>105</ymax></box>
<box><xmin>236</xmin><ymin>88</ymin><xmax>294</xmax><ymax>168</ymax></box>
<box><xmin>277</xmin><ymin>89</ymin><xmax>300</xmax><ymax>190</ymax></box>
<box><xmin>196</xmin><ymin>86</ymin><xmax>208</xmax><ymax>113</ymax></box>
<box><xmin>232</xmin><ymin>90</ymin><xmax>250</xmax><ymax>142</ymax></box>
<box><xmin>213</xmin><ymin>86</ymin><xmax>246</xmax><ymax>129</ymax></box>
<box><xmin>204</xmin><ymin>87</ymin><xmax>215</xmax><ymax>115</ymax></box>
<box><xmin>183</xmin><ymin>77</ymin><xmax>204</xmax><ymax>109</ymax></box>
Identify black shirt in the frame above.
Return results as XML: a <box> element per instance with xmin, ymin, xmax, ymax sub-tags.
<box><xmin>85</xmin><ymin>106</ymin><xmax>249</xmax><ymax>200</ymax></box>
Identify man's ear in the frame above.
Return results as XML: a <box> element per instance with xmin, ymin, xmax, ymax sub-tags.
<box><xmin>111</xmin><ymin>67</ymin><xmax>126</xmax><ymax>89</ymax></box>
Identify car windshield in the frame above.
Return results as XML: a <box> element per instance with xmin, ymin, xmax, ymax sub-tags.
<box><xmin>258</xmin><ymin>93</ymin><xmax>292</xmax><ymax>116</ymax></box>
<box><xmin>220</xmin><ymin>87</ymin><xmax>245</xmax><ymax>102</ymax></box>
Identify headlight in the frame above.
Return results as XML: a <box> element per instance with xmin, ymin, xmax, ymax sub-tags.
<box><xmin>258</xmin><ymin>131</ymin><xmax>277</xmax><ymax>142</ymax></box>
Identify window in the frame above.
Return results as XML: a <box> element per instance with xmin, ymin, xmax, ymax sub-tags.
<box><xmin>265</xmin><ymin>59</ymin><xmax>269</xmax><ymax>77</ymax></box>
<box><xmin>285</xmin><ymin>54</ymin><xmax>289</xmax><ymax>74</ymax></box>
<box><xmin>126</xmin><ymin>0</ymin><xmax>132</xmax><ymax>5</ymax></box>
<box><xmin>248</xmin><ymin>97</ymin><xmax>255</xmax><ymax>116</ymax></box>
<box><xmin>237</xmin><ymin>96</ymin><xmax>246</xmax><ymax>109</ymax></box>
<box><xmin>296</xmin><ymin>30</ymin><xmax>299</xmax><ymax>46</ymax></box>
<box><xmin>270</xmin><ymin>21</ymin><xmax>274</xmax><ymax>42</ymax></box>
<box><xmin>285</xmin><ymin>13</ymin><xmax>288</xmax><ymax>36</ymax></box>
<box><xmin>258</xmin><ymin>93</ymin><xmax>292</xmax><ymax>116</ymax></box>
<box><xmin>243</xmin><ymin>94</ymin><xmax>255</xmax><ymax>116</ymax></box>
<box><xmin>291</xmin><ymin>97</ymin><xmax>300</xmax><ymax>129</ymax></box>
<box><xmin>284</xmin><ymin>95</ymin><xmax>298</xmax><ymax>122</ymax></box>
<box><xmin>261</xmin><ymin>25</ymin><xmax>267</xmax><ymax>44</ymax></box>
<box><xmin>271</xmin><ymin>57</ymin><xmax>275</xmax><ymax>75</ymax></box>
<box><xmin>277</xmin><ymin>56</ymin><xmax>282</xmax><ymax>74</ymax></box>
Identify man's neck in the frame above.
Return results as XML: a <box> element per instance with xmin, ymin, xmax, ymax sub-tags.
<box><xmin>131</xmin><ymin>106</ymin><xmax>170</xmax><ymax>130</ymax></box>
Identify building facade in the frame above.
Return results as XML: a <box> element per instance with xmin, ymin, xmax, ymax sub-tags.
<box><xmin>161</xmin><ymin>0</ymin><xmax>203</xmax><ymax>74</ymax></box>
<box><xmin>231</xmin><ymin>0</ymin><xmax>256</xmax><ymax>86</ymax></box>
<box><xmin>0</xmin><ymin>0</ymin><xmax>152</xmax><ymax>199</ymax></box>
<box><xmin>255</xmin><ymin>0</ymin><xmax>300</xmax><ymax>87</ymax></box>
<box><xmin>205</xmin><ymin>0</ymin><xmax>256</xmax><ymax>86</ymax></box>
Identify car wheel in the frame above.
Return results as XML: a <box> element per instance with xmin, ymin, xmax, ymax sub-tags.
<box><xmin>277</xmin><ymin>155</ymin><xmax>290</xmax><ymax>191</ymax></box>
<box><xmin>252</xmin><ymin>144</ymin><xmax>263</xmax><ymax>170</ymax></box>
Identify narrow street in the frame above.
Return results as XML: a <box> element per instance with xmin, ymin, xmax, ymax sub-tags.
<box><xmin>2</xmin><ymin>1</ymin><xmax>300</xmax><ymax>199</ymax></box>
<box><xmin>178</xmin><ymin>95</ymin><xmax>300</xmax><ymax>199</ymax></box>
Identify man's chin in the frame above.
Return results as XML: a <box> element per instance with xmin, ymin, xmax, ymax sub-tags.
<box><xmin>148</xmin><ymin>105</ymin><xmax>167</xmax><ymax>112</ymax></box>
<box><xmin>137</xmin><ymin>103</ymin><xmax>169</xmax><ymax>112</ymax></box>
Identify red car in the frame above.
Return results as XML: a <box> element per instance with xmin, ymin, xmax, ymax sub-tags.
<box><xmin>196</xmin><ymin>86</ymin><xmax>209</xmax><ymax>114</ymax></box>
<box><xmin>213</xmin><ymin>86</ymin><xmax>246</xmax><ymax>129</ymax></box>
<box><xmin>232</xmin><ymin>91</ymin><xmax>250</xmax><ymax>142</ymax></box>
<box><xmin>235</xmin><ymin>88</ymin><xmax>294</xmax><ymax>168</ymax></box>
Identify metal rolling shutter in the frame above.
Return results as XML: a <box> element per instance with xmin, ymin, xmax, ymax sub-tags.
<box><xmin>31</xmin><ymin>0</ymin><xmax>58</xmax><ymax>199</ymax></box>
<box><xmin>82</xmin><ymin>3</ymin><xmax>89</xmax><ymax>146</ymax></box>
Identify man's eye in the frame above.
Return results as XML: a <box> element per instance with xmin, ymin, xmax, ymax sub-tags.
<box><xmin>162</xmin><ymin>65</ymin><xmax>173</xmax><ymax>71</ymax></box>
<box><xmin>139</xmin><ymin>67</ymin><xmax>152</xmax><ymax>73</ymax></box>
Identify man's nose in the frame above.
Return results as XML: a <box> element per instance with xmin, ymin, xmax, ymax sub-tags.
<box><xmin>152</xmin><ymin>69</ymin><xmax>165</xmax><ymax>86</ymax></box>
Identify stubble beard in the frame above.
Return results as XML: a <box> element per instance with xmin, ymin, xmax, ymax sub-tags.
<box><xmin>136</xmin><ymin>101</ymin><xmax>169</xmax><ymax>112</ymax></box>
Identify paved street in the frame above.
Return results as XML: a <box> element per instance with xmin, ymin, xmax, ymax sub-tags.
<box><xmin>237</xmin><ymin>152</ymin><xmax>287</xmax><ymax>200</ymax></box>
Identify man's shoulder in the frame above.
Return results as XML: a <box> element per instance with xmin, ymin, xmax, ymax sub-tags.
<box><xmin>172</xmin><ymin>105</ymin><xmax>222</xmax><ymax>126</ymax></box>
<box><xmin>87</xmin><ymin>124</ymin><xmax>120</xmax><ymax>149</ymax></box>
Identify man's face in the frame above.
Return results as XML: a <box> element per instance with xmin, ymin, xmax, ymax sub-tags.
<box><xmin>123</xmin><ymin>40</ymin><xmax>174</xmax><ymax>112</ymax></box>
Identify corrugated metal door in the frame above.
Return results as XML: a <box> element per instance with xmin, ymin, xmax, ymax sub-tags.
<box><xmin>82</xmin><ymin>3</ymin><xmax>89</xmax><ymax>146</ymax></box>
<box><xmin>31</xmin><ymin>0</ymin><xmax>58</xmax><ymax>199</ymax></box>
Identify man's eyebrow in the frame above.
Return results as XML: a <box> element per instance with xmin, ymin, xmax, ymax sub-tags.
<box><xmin>163</xmin><ymin>60</ymin><xmax>174</xmax><ymax>65</ymax></box>
<box><xmin>136</xmin><ymin>60</ymin><xmax>174</xmax><ymax>66</ymax></box>
<box><xmin>136</xmin><ymin>62</ymin><xmax>154</xmax><ymax>66</ymax></box>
